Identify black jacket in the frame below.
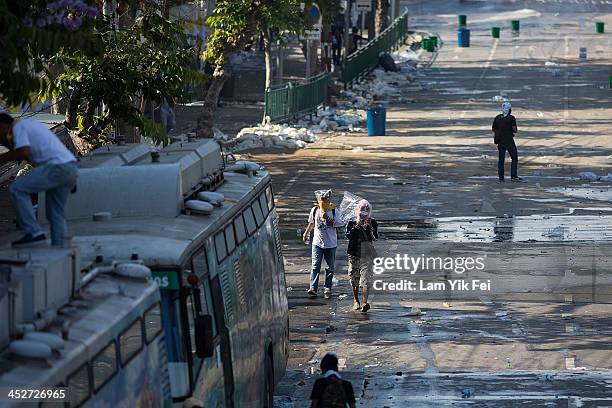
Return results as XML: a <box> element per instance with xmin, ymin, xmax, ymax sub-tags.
<box><xmin>492</xmin><ymin>114</ymin><xmax>517</xmax><ymax>146</ymax></box>
<box><xmin>346</xmin><ymin>219</ymin><xmax>378</xmax><ymax>257</ymax></box>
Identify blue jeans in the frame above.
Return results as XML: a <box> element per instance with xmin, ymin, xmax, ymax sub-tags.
<box><xmin>310</xmin><ymin>245</ymin><xmax>336</xmax><ymax>291</ymax></box>
<box><xmin>9</xmin><ymin>162</ymin><xmax>78</xmax><ymax>245</ymax></box>
<box><xmin>498</xmin><ymin>141</ymin><xmax>518</xmax><ymax>180</ymax></box>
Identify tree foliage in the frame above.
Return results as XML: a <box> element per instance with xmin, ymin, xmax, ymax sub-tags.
<box><xmin>0</xmin><ymin>0</ymin><xmax>101</xmax><ymax>107</ymax></box>
<box><xmin>46</xmin><ymin>6</ymin><xmax>200</xmax><ymax>146</ymax></box>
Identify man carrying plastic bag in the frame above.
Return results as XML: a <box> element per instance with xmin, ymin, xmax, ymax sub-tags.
<box><xmin>303</xmin><ymin>189</ymin><xmax>343</xmax><ymax>297</ymax></box>
<box><xmin>344</xmin><ymin>196</ymin><xmax>378</xmax><ymax>313</ymax></box>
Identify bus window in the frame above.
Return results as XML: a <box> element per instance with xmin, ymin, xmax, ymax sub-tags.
<box><xmin>225</xmin><ymin>224</ymin><xmax>236</xmax><ymax>254</ymax></box>
<box><xmin>252</xmin><ymin>201</ymin><xmax>264</xmax><ymax>226</ymax></box>
<box><xmin>259</xmin><ymin>193</ymin><xmax>269</xmax><ymax>218</ymax></box>
<box><xmin>244</xmin><ymin>207</ymin><xmax>257</xmax><ymax>235</ymax></box>
<box><xmin>234</xmin><ymin>214</ymin><xmax>247</xmax><ymax>244</ymax></box>
<box><xmin>192</xmin><ymin>248</ymin><xmax>208</xmax><ymax>277</ymax></box>
<box><xmin>144</xmin><ymin>303</ymin><xmax>163</xmax><ymax>344</ymax></box>
<box><xmin>119</xmin><ymin>318</ymin><xmax>143</xmax><ymax>366</ymax></box>
<box><xmin>92</xmin><ymin>341</ymin><xmax>117</xmax><ymax>392</ymax></box>
<box><xmin>67</xmin><ymin>363</ymin><xmax>90</xmax><ymax>407</ymax></box>
<box><xmin>214</xmin><ymin>232</ymin><xmax>227</xmax><ymax>263</ymax></box>
<box><xmin>265</xmin><ymin>185</ymin><xmax>274</xmax><ymax>211</ymax></box>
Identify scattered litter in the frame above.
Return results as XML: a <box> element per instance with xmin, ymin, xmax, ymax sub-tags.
<box><xmin>536</xmin><ymin>112</ymin><xmax>543</xmax><ymax>118</ymax></box>
<box><xmin>364</xmin><ymin>363</ymin><xmax>380</xmax><ymax>368</ymax></box>
<box><xmin>405</xmin><ymin>307</ymin><xmax>425</xmax><ymax>316</ymax></box>
<box><xmin>286</xmin><ymin>287</ymin><xmax>293</xmax><ymax>292</ymax></box>
<box><xmin>381</xmin><ymin>382</ymin><xmax>395</xmax><ymax>390</ymax></box>
<box><xmin>338</xmin><ymin>294</ymin><xmax>348</xmax><ymax>299</ymax></box>
<box><xmin>578</xmin><ymin>172</ymin><xmax>612</xmax><ymax>182</ymax></box>
<box><xmin>307</xmin><ymin>359</ymin><xmax>319</xmax><ymax>364</ymax></box>
<box><xmin>461</xmin><ymin>388</ymin><xmax>474</xmax><ymax>398</ymax></box>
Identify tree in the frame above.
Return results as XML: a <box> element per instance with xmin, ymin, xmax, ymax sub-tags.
<box><xmin>46</xmin><ymin>6</ymin><xmax>199</xmax><ymax>148</ymax></box>
<box><xmin>196</xmin><ymin>0</ymin><xmax>268</xmax><ymax>138</ymax></box>
<box><xmin>0</xmin><ymin>0</ymin><xmax>101</xmax><ymax>108</ymax></box>
<box><xmin>374</xmin><ymin>0</ymin><xmax>389</xmax><ymax>36</ymax></box>
<box><xmin>258</xmin><ymin>0</ymin><xmax>303</xmax><ymax>89</ymax></box>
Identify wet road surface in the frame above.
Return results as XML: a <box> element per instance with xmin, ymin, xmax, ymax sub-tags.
<box><xmin>260</xmin><ymin>0</ymin><xmax>612</xmax><ymax>405</ymax></box>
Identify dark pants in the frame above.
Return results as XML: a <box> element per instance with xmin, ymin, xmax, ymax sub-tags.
<box><xmin>498</xmin><ymin>141</ymin><xmax>518</xmax><ymax>180</ymax></box>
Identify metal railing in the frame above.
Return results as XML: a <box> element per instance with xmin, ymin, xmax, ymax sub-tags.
<box><xmin>263</xmin><ymin>11</ymin><xmax>409</xmax><ymax>123</ymax></box>
<box><xmin>343</xmin><ymin>10</ymin><xmax>409</xmax><ymax>84</ymax></box>
<box><xmin>264</xmin><ymin>73</ymin><xmax>330</xmax><ymax>123</ymax></box>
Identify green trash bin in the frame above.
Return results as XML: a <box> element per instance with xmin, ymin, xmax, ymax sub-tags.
<box><xmin>422</xmin><ymin>38</ymin><xmax>430</xmax><ymax>51</ymax></box>
<box><xmin>458</xmin><ymin>15</ymin><xmax>467</xmax><ymax>27</ymax></box>
<box><xmin>492</xmin><ymin>27</ymin><xmax>501</xmax><ymax>38</ymax></box>
<box><xmin>429</xmin><ymin>36</ymin><xmax>438</xmax><ymax>49</ymax></box>
<box><xmin>511</xmin><ymin>20</ymin><xmax>520</xmax><ymax>31</ymax></box>
<box><xmin>596</xmin><ymin>22</ymin><xmax>604</xmax><ymax>33</ymax></box>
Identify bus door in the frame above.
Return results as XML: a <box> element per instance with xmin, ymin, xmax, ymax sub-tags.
<box><xmin>154</xmin><ymin>270</ymin><xmax>191</xmax><ymax>403</ymax></box>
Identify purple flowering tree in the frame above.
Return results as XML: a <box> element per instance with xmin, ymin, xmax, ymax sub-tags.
<box><xmin>0</xmin><ymin>0</ymin><xmax>101</xmax><ymax>108</ymax></box>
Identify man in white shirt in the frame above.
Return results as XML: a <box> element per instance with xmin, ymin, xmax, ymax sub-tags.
<box><xmin>302</xmin><ymin>190</ymin><xmax>343</xmax><ymax>296</ymax></box>
<box><xmin>0</xmin><ymin>113</ymin><xmax>77</xmax><ymax>247</ymax></box>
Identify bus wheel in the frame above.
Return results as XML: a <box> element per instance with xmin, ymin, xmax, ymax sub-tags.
<box><xmin>264</xmin><ymin>355</ymin><xmax>274</xmax><ymax>408</ymax></box>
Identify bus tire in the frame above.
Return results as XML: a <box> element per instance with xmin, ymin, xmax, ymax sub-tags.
<box><xmin>264</xmin><ymin>355</ymin><xmax>274</xmax><ymax>408</ymax></box>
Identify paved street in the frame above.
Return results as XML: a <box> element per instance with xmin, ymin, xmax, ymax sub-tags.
<box><xmin>255</xmin><ymin>0</ymin><xmax>612</xmax><ymax>406</ymax></box>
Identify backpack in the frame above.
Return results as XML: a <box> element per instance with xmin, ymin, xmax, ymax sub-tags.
<box><xmin>320</xmin><ymin>377</ymin><xmax>348</xmax><ymax>408</ymax></box>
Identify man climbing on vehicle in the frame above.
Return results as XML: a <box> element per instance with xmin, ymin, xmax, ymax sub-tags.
<box><xmin>0</xmin><ymin>113</ymin><xmax>77</xmax><ymax>247</ymax></box>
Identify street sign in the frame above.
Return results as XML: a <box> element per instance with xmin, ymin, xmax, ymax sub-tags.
<box><xmin>356</xmin><ymin>0</ymin><xmax>371</xmax><ymax>12</ymax></box>
<box><xmin>301</xmin><ymin>29</ymin><xmax>321</xmax><ymax>41</ymax></box>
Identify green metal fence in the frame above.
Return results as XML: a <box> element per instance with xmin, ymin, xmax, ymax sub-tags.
<box><xmin>264</xmin><ymin>72</ymin><xmax>330</xmax><ymax>123</ymax></box>
<box><xmin>264</xmin><ymin>11</ymin><xmax>409</xmax><ymax>123</ymax></box>
<box><xmin>343</xmin><ymin>10</ymin><xmax>409</xmax><ymax>85</ymax></box>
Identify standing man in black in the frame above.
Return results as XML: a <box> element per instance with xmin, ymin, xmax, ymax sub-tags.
<box><xmin>492</xmin><ymin>102</ymin><xmax>521</xmax><ymax>182</ymax></box>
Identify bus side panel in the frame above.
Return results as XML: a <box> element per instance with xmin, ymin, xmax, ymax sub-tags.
<box><xmin>224</xmin><ymin>229</ymin><xmax>267</xmax><ymax>407</ymax></box>
<box><xmin>269</xmin><ymin>212</ymin><xmax>289</xmax><ymax>385</ymax></box>
<box><xmin>91</xmin><ymin>336</ymin><xmax>171</xmax><ymax>408</ymax></box>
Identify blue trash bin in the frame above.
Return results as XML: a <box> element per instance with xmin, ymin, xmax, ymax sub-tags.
<box><xmin>457</xmin><ymin>28</ymin><xmax>470</xmax><ymax>47</ymax></box>
<box><xmin>366</xmin><ymin>106</ymin><xmax>386</xmax><ymax>136</ymax></box>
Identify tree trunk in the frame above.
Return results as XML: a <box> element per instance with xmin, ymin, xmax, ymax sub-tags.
<box><xmin>375</xmin><ymin>0</ymin><xmax>390</xmax><ymax>36</ymax></box>
<box><xmin>196</xmin><ymin>65</ymin><xmax>229</xmax><ymax>138</ymax></box>
<box><xmin>263</xmin><ymin>27</ymin><xmax>273</xmax><ymax>89</ymax></box>
<box><xmin>194</xmin><ymin>0</ymin><xmax>266</xmax><ymax>137</ymax></box>
<box><xmin>64</xmin><ymin>89</ymin><xmax>82</xmax><ymax>130</ymax></box>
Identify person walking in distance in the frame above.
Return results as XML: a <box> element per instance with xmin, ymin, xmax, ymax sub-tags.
<box><xmin>346</xmin><ymin>199</ymin><xmax>378</xmax><ymax>313</ymax></box>
<box><xmin>0</xmin><ymin>113</ymin><xmax>77</xmax><ymax>247</ymax></box>
<box><xmin>492</xmin><ymin>102</ymin><xmax>521</xmax><ymax>182</ymax></box>
<box><xmin>310</xmin><ymin>353</ymin><xmax>356</xmax><ymax>408</ymax></box>
<box><xmin>303</xmin><ymin>190</ymin><xmax>342</xmax><ymax>297</ymax></box>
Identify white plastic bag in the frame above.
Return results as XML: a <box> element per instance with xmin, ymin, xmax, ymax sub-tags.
<box><xmin>338</xmin><ymin>191</ymin><xmax>372</xmax><ymax>225</ymax></box>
